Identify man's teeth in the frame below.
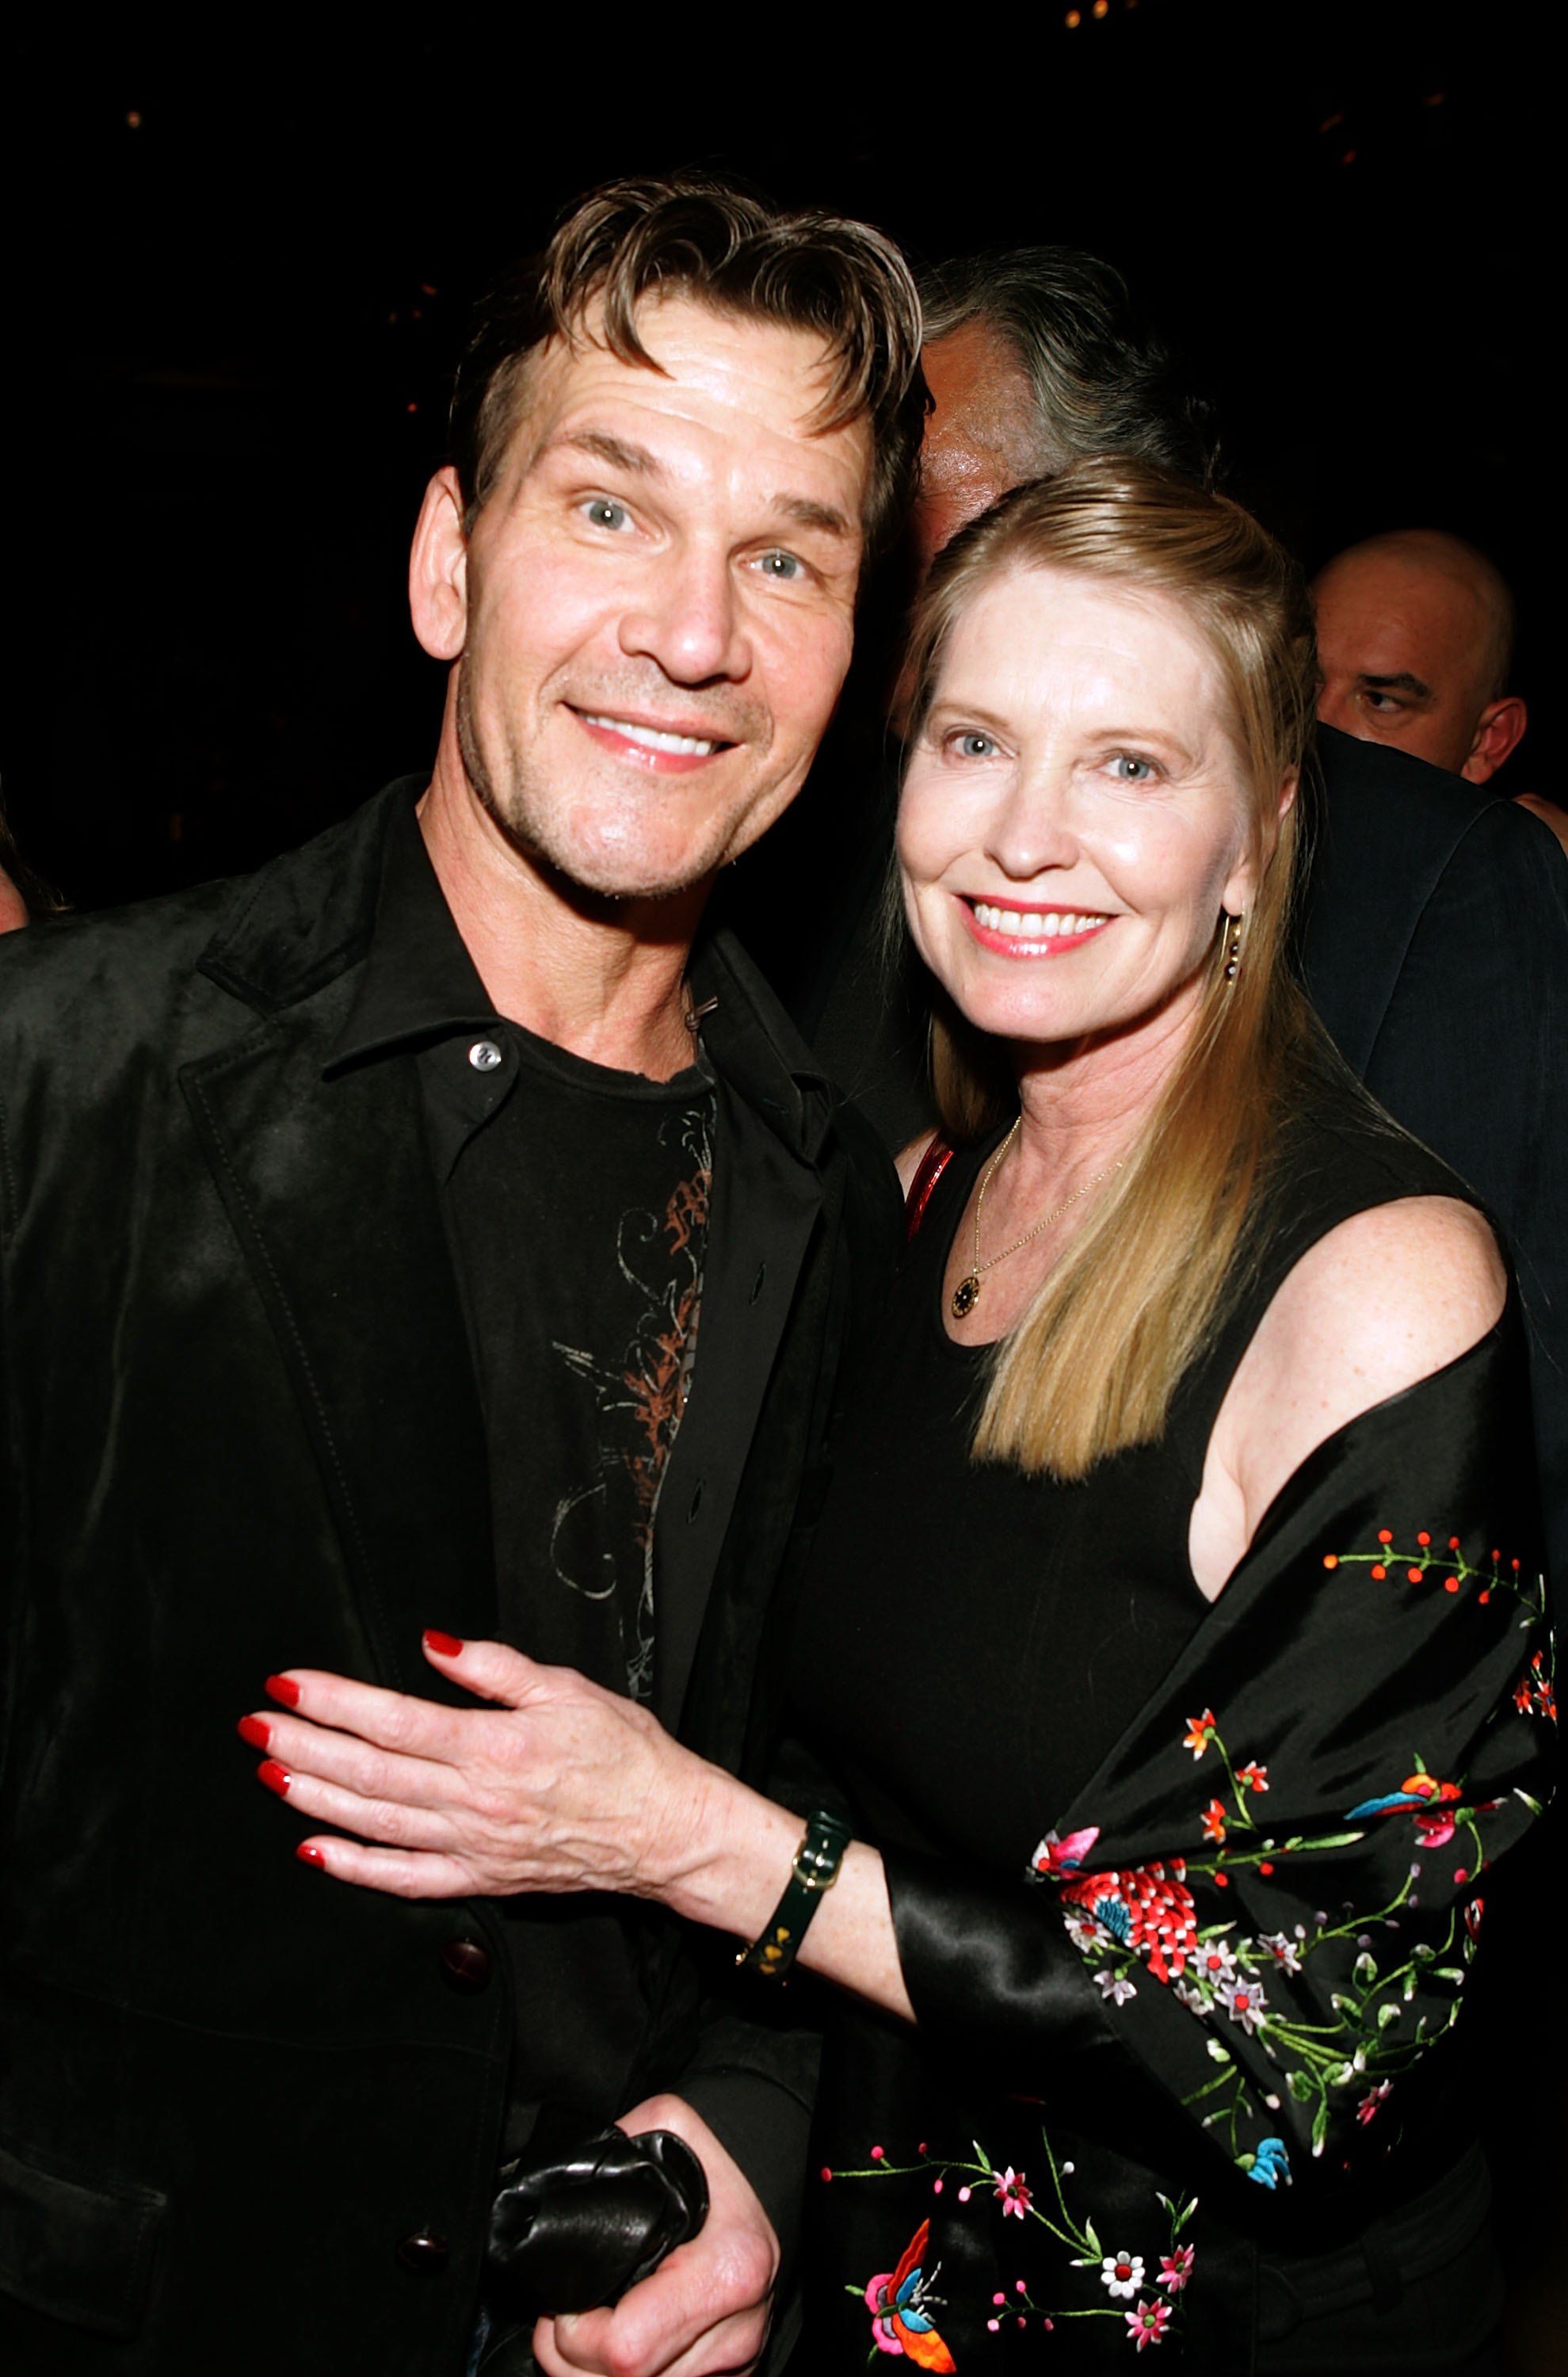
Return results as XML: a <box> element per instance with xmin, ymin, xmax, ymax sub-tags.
<box><xmin>971</xmin><ymin>903</ymin><xmax>1109</xmax><ymax>940</ymax></box>
<box><xmin>583</xmin><ymin>713</ymin><xmax>719</xmax><ymax>757</ymax></box>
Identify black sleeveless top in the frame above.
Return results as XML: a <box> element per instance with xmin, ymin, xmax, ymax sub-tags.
<box><xmin>788</xmin><ymin>1070</ymin><xmax>1465</xmax><ymax>1867</ymax></box>
<box><xmin>779</xmin><ymin>1061</ymin><xmax>1545</xmax><ymax>2369</ymax></box>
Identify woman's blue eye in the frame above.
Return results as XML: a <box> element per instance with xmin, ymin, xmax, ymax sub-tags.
<box><xmin>953</xmin><ymin>732</ymin><xmax>996</xmax><ymax>759</ymax></box>
<box><xmin>583</xmin><ymin>498</ymin><xmax>629</xmax><ymax>530</ymax></box>
<box><xmin>1112</xmin><ymin>754</ymin><xmax>1154</xmax><ymax>782</ymax></box>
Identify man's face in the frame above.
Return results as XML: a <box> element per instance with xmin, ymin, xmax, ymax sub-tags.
<box><xmin>1311</xmin><ymin>551</ymin><xmax>1497</xmax><ymax>779</ymax></box>
<box><xmin>434</xmin><ymin>294</ymin><xmax>871</xmax><ymax>903</ymax></box>
<box><xmin>912</xmin><ymin>324</ymin><xmax>1042</xmax><ymax>582</ymax></box>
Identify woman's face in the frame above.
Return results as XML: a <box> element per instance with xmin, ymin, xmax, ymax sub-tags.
<box><xmin>898</xmin><ymin>564</ymin><xmax>1265</xmax><ymax>1058</ymax></box>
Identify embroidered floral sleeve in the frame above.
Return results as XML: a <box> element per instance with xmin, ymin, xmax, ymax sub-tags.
<box><xmin>882</xmin><ymin>1326</ymin><xmax>1555</xmax><ymax>2196</ymax></box>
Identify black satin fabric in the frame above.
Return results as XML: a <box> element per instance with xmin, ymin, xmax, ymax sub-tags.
<box><xmin>789</xmin><ymin>1085</ymin><xmax>1554</xmax><ymax>2367</ymax></box>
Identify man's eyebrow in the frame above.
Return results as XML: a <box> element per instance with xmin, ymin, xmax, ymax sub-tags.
<box><xmin>773</xmin><ymin>494</ymin><xmax>855</xmax><ymax>540</ymax></box>
<box><xmin>551</xmin><ymin>428</ymin><xmax>668</xmax><ymax>479</ymax></box>
<box><xmin>1359</xmin><ymin>670</ymin><xmax>1433</xmax><ymax>701</ymax></box>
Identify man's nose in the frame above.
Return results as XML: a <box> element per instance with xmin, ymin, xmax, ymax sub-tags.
<box><xmin>617</xmin><ymin>544</ymin><xmax>752</xmax><ymax>685</ymax></box>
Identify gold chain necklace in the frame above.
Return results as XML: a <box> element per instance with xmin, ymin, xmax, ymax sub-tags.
<box><xmin>950</xmin><ymin>1120</ymin><xmax>1124</xmax><ymax>1320</ymax></box>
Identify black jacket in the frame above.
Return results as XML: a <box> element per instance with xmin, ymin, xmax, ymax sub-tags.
<box><xmin>0</xmin><ymin>783</ymin><xmax>898</xmax><ymax>2375</ymax></box>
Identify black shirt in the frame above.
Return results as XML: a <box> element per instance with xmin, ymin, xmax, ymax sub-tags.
<box><xmin>334</xmin><ymin>799</ymin><xmax>715</xmax><ymax>2157</ymax></box>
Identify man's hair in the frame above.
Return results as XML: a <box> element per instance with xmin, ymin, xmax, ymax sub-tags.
<box><xmin>448</xmin><ymin>174</ymin><xmax>926</xmax><ymax>559</ymax></box>
<box><xmin>905</xmin><ymin>459</ymin><xmax>1318</xmax><ymax>1482</ymax></box>
<box><xmin>919</xmin><ymin>246</ymin><xmax>1217</xmax><ymax>489</ymax></box>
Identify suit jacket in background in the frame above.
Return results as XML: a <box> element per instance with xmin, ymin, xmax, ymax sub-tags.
<box><xmin>0</xmin><ymin>782</ymin><xmax>898</xmax><ymax>2376</ymax></box>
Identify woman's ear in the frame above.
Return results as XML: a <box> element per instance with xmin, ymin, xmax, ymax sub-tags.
<box><xmin>409</xmin><ymin>467</ymin><xmax>470</xmax><ymax>663</ymax></box>
<box><xmin>1223</xmin><ymin>773</ymin><xmax>1296</xmax><ymax>917</ymax></box>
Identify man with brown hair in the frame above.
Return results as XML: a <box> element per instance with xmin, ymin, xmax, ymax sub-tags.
<box><xmin>0</xmin><ymin>176</ymin><xmax>922</xmax><ymax>2377</ymax></box>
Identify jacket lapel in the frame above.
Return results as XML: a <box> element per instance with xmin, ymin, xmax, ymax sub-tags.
<box><xmin>182</xmin><ymin>789</ymin><xmax>495</xmax><ymax>1696</ymax></box>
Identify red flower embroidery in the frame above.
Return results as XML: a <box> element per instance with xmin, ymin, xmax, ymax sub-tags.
<box><xmin>1059</xmin><ymin>1860</ymin><xmax>1200</xmax><ymax>1984</ymax></box>
<box><xmin>1200</xmin><ymin>1799</ymin><xmax>1228</xmax><ymax>1844</ymax></box>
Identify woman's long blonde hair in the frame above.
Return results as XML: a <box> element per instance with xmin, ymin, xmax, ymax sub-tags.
<box><xmin>902</xmin><ymin>460</ymin><xmax>1320</xmax><ymax>1479</ymax></box>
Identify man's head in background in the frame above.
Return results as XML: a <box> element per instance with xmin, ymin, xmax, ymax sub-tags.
<box><xmin>0</xmin><ymin>797</ymin><xmax>63</xmax><ymax>932</ymax></box>
<box><xmin>912</xmin><ymin>246</ymin><xmax>1217</xmax><ymax>579</ymax></box>
<box><xmin>1310</xmin><ymin>529</ymin><xmax>1526</xmax><ymax>784</ymax></box>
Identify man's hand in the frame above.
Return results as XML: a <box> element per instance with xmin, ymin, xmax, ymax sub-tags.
<box><xmin>534</xmin><ymin>2095</ymin><xmax>779</xmax><ymax>2377</ymax></box>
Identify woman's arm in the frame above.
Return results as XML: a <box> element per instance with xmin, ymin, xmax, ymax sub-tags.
<box><xmin>246</xmin><ymin>1635</ymin><xmax>918</xmax><ymax>2021</ymax></box>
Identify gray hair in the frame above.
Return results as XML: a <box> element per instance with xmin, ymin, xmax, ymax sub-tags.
<box><xmin>919</xmin><ymin>246</ymin><xmax>1217</xmax><ymax>489</ymax></box>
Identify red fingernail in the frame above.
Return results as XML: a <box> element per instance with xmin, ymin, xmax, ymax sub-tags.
<box><xmin>258</xmin><ymin>1759</ymin><xmax>292</xmax><ymax>1799</ymax></box>
<box><xmin>296</xmin><ymin>1843</ymin><xmax>327</xmax><ymax>1869</ymax></box>
<box><xmin>237</xmin><ymin>1714</ymin><xmax>271</xmax><ymax>1751</ymax></box>
<box><xmin>423</xmin><ymin>1629</ymin><xmax>464</xmax><ymax>1658</ymax></box>
<box><xmin>265</xmin><ymin>1674</ymin><xmax>302</xmax><ymax>1708</ymax></box>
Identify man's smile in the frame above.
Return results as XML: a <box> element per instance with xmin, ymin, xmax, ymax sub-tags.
<box><xmin>569</xmin><ymin>704</ymin><xmax>740</xmax><ymax>773</ymax></box>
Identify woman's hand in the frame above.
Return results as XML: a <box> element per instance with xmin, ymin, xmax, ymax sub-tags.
<box><xmin>238</xmin><ymin>1630</ymin><xmax>723</xmax><ymax>1902</ymax></box>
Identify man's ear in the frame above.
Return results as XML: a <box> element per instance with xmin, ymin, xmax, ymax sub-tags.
<box><xmin>409</xmin><ymin>467</ymin><xmax>470</xmax><ymax>662</ymax></box>
<box><xmin>1463</xmin><ymin>695</ymin><xmax>1528</xmax><ymax>784</ymax></box>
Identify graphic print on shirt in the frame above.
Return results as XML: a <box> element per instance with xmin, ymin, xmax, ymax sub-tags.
<box><xmin>550</xmin><ymin>1100</ymin><xmax>713</xmax><ymax>1700</ymax></box>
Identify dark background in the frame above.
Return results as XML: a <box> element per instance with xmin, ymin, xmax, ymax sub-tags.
<box><xmin>2</xmin><ymin>2</ymin><xmax>1548</xmax><ymax>910</ymax></box>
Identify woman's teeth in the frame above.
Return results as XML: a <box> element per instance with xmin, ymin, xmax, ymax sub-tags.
<box><xmin>971</xmin><ymin>902</ymin><xmax>1108</xmax><ymax>940</ymax></box>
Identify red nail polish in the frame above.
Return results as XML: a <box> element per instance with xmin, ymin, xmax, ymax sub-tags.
<box><xmin>237</xmin><ymin>1714</ymin><xmax>271</xmax><ymax>1751</ymax></box>
<box><xmin>423</xmin><ymin>1629</ymin><xmax>464</xmax><ymax>1658</ymax></box>
<box><xmin>296</xmin><ymin>1843</ymin><xmax>327</xmax><ymax>1869</ymax></box>
<box><xmin>258</xmin><ymin>1759</ymin><xmax>292</xmax><ymax>1799</ymax></box>
<box><xmin>265</xmin><ymin>1674</ymin><xmax>301</xmax><ymax>1708</ymax></box>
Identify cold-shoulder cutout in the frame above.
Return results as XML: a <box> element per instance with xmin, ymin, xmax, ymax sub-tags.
<box><xmin>1189</xmin><ymin>1193</ymin><xmax>1506</xmax><ymax>1601</ymax></box>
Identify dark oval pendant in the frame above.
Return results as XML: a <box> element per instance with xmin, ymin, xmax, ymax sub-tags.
<box><xmin>951</xmin><ymin>1274</ymin><xmax>981</xmax><ymax>1319</ymax></box>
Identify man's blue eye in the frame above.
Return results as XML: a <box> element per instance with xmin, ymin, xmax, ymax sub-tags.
<box><xmin>759</xmin><ymin>551</ymin><xmax>803</xmax><ymax>579</ymax></box>
<box><xmin>584</xmin><ymin>498</ymin><xmax>628</xmax><ymax>530</ymax></box>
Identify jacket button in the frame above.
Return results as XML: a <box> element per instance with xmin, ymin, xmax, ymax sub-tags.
<box><xmin>439</xmin><ymin>1936</ymin><xmax>492</xmax><ymax>1992</ymax></box>
<box><xmin>395</xmin><ymin>2230</ymin><xmax>450</xmax><ymax>2276</ymax></box>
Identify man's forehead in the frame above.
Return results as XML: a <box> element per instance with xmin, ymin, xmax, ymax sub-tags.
<box><xmin>517</xmin><ymin>294</ymin><xmax>856</xmax><ymax>464</ymax></box>
<box><xmin>922</xmin><ymin>322</ymin><xmax>1035</xmax><ymax>451</ymax></box>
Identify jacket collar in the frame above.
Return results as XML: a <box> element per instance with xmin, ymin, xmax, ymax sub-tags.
<box><xmin>196</xmin><ymin>776</ymin><xmax>834</xmax><ymax>1165</ymax></box>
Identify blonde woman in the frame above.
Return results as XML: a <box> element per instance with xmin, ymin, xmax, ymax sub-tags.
<box><xmin>250</xmin><ymin>465</ymin><xmax>1550</xmax><ymax>2373</ymax></box>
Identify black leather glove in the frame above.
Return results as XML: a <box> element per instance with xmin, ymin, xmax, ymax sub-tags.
<box><xmin>485</xmin><ymin>2123</ymin><xmax>710</xmax><ymax>2322</ymax></box>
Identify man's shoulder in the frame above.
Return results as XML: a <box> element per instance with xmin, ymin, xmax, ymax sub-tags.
<box><xmin>0</xmin><ymin>784</ymin><xmax>408</xmax><ymax>1056</ymax></box>
<box><xmin>1313</xmin><ymin>726</ymin><xmax>1548</xmax><ymax>876</ymax></box>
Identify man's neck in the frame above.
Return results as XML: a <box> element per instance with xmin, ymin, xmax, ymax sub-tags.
<box><xmin>416</xmin><ymin>764</ymin><xmax>704</xmax><ymax>1083</ymax></box>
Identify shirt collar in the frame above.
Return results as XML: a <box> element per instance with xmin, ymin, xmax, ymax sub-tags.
<box><xmin>324</xmin><ymin>787</ymin><xmax>832</xmax><ymax>1167</ymax></box>
<box><xmin>325</xmin><ymin>794</ymin><xmax>501</xmax><ymax>1076</ymax></box>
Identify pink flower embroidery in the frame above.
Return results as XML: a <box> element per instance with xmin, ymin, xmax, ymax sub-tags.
<box><xmin>1415</xmin><ymin>1810</ymin><xmax>1457</xmax><ymax>1849</ymax></box>
<box><xmin>1158</xmin><ymin>2245</ymin><xmax>1196</xmax><ymax>2293</ymax></box>
<box><xmin>994</xmin><ymin>2167</ymin><xmax>1032</xmax><ymax>2219</ymax></box>
<box><xmin>1126</xmin><ymin>2297</ymin><xmax>1173</xmax><ymax>2350</ymax></box>
<box><xmin>1357</xmin><ymin>2081</ymin><xmax>1392</xmax><ymax>2126</ymax></box>
<box><xmin>1030</xmin><ymin>1826</ymin><xmax>1101</xmax><ymax>1878</ymax></box>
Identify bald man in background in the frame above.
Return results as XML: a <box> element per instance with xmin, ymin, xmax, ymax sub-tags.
<box><xmin>1314</xmin><ymin>528</ymin><xmax>1568</xmax><ymax>851</ymax></box>
<box><xmin>1314</xmin><ymin>528</ymin><xmax>1526</xmax><ymax>781</ymax></box>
